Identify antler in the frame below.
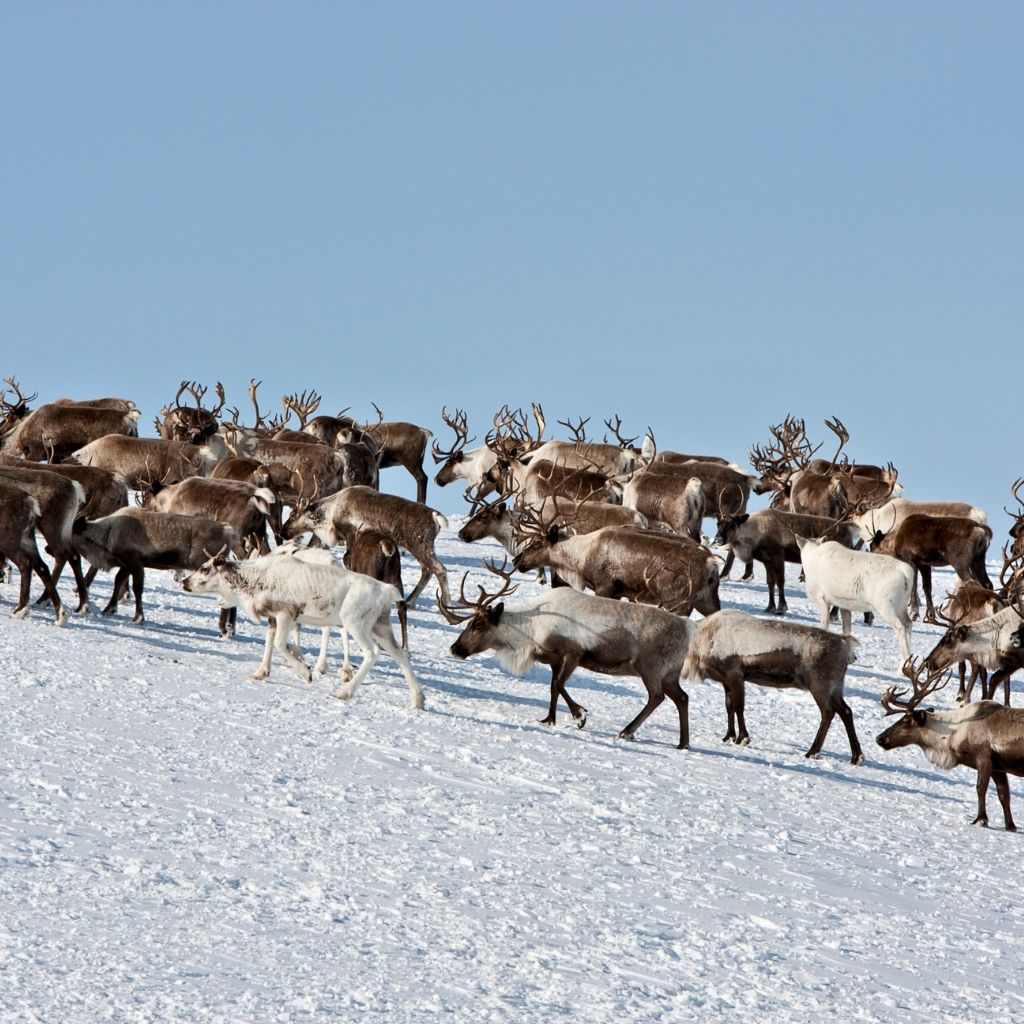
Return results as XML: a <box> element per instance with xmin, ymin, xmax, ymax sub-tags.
<box><xmin>603</xmin><ymin>414</ymin><xmax>638</xmax><ymax>449</ymax></box>
<box><xmin>1</xmin><ymin>376</ymin><xmax>36</xmax><ymax>410</ymax></box>
<box><xmin>281</xmin><ymin>389</ymin><xmax>322</xmax><ymax>427</ymax></box>
<box><xmin>822</xmin><ymin>416</ymin><xmax>849</xmax><ymax>473</ymax></box>
<box><xmin>248</xmin><ymin>379</ymin><xmax>266</xmax><ymax>429</ymax></box>
<box><xmin>432</xmin><ymin>406</ymin><xmax>473</xmax><ymax>463</ymax></box>
<box><xmin>557</xmin><ymin>415</ymin><xmax>591</xmax><ymax>444</ymax></box>
<box><xmin>436</xmin><ymin>556</ymin><xmax>519</xmax><ymax>624</ymax></box>
<box><xmin>210</xmin><ymin>382</ymin><xmax>226</xmax><ymax>417</ymax></box>
<box><xmin>880</xmin><ymin>657</ymin><xmax>952</xmax><ymax>716</ymax></box>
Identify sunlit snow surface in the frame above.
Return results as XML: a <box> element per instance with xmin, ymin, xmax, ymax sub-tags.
<box><xmin>2</xmin><ymin>522</ymin><xmax>1021</xmax><ymax>1023</ymax></box>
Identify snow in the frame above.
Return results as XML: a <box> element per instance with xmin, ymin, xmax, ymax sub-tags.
<box><xmin>2</xmin><ymin>523</ymin><xmax>1022</xmax><ymax>1023</ymax></box>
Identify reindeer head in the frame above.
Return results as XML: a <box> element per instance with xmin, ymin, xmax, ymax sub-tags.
<box><xmin>437</xmin><ymin>558</ymin><xmax>519</xmax><ymax>658</ymax></box>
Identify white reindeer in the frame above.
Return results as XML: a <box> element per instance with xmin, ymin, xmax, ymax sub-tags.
<box><xmin>795</xmin><ymin>536</ymin><xmax>914</xmax><ymax>666</ymax></box>
<box><xmin>182</xmin><ymin>550</ymin><xmax>424</xmax><ymax>708</ymax></box>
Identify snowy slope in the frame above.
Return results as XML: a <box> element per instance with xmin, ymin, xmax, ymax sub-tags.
<box><xmin>2</xmin><ymin>523</ymin><xmax>1022</xmax><ymax>1024</ymax></box>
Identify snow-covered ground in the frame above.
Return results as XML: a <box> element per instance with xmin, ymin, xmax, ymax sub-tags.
<box><xmin>2</xmin><ymin>522</ymin><xmax>1021</xmax><ymax>1023</ymax></box>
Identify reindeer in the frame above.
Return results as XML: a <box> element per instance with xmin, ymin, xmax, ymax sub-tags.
<box><xmin>794</xmin><ymin>535</ymin><xmax>914</xmax><ymax>666</ymax></box>
<box><xmin>0</xmin><ymin>378</ymin><xmax>37</xmax><ymax>443</ymax></box>
<box><xmin>67</xmin><ymin>435</ymin><xmax>218</xmax><ymax>489</ymax></box>
<box><xmin>140</xmin><ymin>477</ymin><xmax>277</xmax><ymax>555</ymax></box>
<box><xmin>920</xmin><ymin>563</ymin><xmax>1024</xmax><ymax>707</ymax></box>
<box><xmin>335</xmin><ymin>407</ymin><xmax>432</xmax><ymax>504</ymax></box>
<box><xmin>156</xmin><ymin>381</ymin><xmax>226</xmax><ymax>444</ymax></box>
<box><xmin>683</xmin><ymin>610</ymin><xmax>863</xmax><ymax>763</ymax></box>
<box><xmin>520</xmin><ymin>412</ymin><xmax>643</xmax><ymax>478</ymax></box>
<box><xmin>868</xmin><ymin>514</ymin><xmax>993</xmax><ymax>623</ymax></box>
<box><xmin>934</xmin><ymin>581</ymin><xmax>1008</xmax><ymax>704</ymax></box>
<box><xmin>432</xmin><ymin>407</ymin><xmax>499</xmax><ymax>497</ymax></box>
<box><xmin>621</xmin><ymin>472</ymin><xmax>704</xmax><ymax>541</ymax></box>
<box><xmin>181</xmin><ymin>549</ymin><xmax>423</xmax><ymax>707</ymax></box>
<box><xmin>0</xmin><ymin>466</ymin><xmax>91</xmax><ymax>613</ymax></box>
<box><xmin>2</xmin><ymin>399</ymin><xmax>140</xmax><ymax>462</ymax></box>
<box><xmin>283</xmin><ymin>484</ymin><xmax>450</xmax><ymax>609</ymax></box>
<box><xmin>0</xmin><ymin>481</ymin><xmax>66</xmax><ymax>623</ymax></box>
<box><xmin>439</xmin><ymin>558</ymin><xmax>694</xmax><ymax>747</ymax></box>
<box><xmin>71</xmin><ymin>508</ymin><xmax>245</xmax><ymax>626</ymax></box>
<box><xmin>639</xmin><ymin>459</ymin><xmax>755</xmax><ymax>520</ymax></box>
<box><xmin>511</xmin><ymin>505</ymin><xmax>720</xmax><ymax>617</ymax></box>
<box><xmin>877</xmin><ymin>658</ymin><xmax>1024</xmax><ymax>830</ymax></box>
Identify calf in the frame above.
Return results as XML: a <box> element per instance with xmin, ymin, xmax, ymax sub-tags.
<box><xmin>683</xmin><ymin>609</ymin><xmax>862</xmax><ymax>763</ymax></box>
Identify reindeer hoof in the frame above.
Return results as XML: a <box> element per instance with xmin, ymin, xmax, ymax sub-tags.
<box><xmin>574</xmin><ymin>708</ymin><xmax>588</xmax><ymax>730</ymax></box>
<box><xmin>971</xmin><ymin>816</ymin><xmax>989</xmax><ymax>828</ymax></box>
<box><xmin>538</xmin><ymin>716</ymin><xmax>556</xmax><ymax>727</ymax></box>
<box><xmin>1006</xmin><ymin>823</ymin><xmax>1017</xmax><ymax>833</ymax></box>
<box><xmin>616</xmin><ymin>730</ymin><xmax>636</xmax><ymax>742</ymax></box>
<box><xmin>851</xmin><ymin>753</ymin><xmax>865</xmax><ymax>766</ymax></box>
<box><xmin>12</xmin><ymin>607</ymin><xmax>28</xmax><ymax>620</ymax></box>
<box><xmin>737</xmin><ymin>736</ymin><xmax>750</xmax><ymax>746</ymax></box>
<box><xmin>249</xmin><ymin>670</ymin><xmax>269</xmax><ymax>681</ymax></box>
<box><xmin>332</xmin><ymin>686</ymin><xmax>354</xmax><ymax>700</ymax></box>
<box><xmin>101</xmin><ymin>607</ymin><xmax>116</xmax><ymax>617</ymax></box>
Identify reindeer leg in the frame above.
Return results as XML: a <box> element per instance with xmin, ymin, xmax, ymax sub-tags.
<box><xmin>661</xmin><ymin>674</ymin><xmax>689</xmax><ymax>750</ymax></box>
<box><xmin>130</xmin><ymin>566</ymin><xmax>145</xmax><ymax>624</ymax></box>
<box><xmin>314</xmin><ymin>626</ymin><xmax>331</xmax><ymax>675</ymax></box>
<box><xmin>992</xmin><ymin>771</ymin><xmax>1016</xmax><ymax>832</ymax></box>
<box><xmin>273</xmin><ymin>613</ymin><xmax>311</xmax><ymax>683</ymax></box>
<box><xmin>920</xmin><ymin>565</ymin><xmax>938</xmax><ymax>624</ymax></box>
<box><xmin>372</xmin><ymin>618</ymin><xmax>424</xmax><ymax>710</ymax></box>
<box><xmin>972</xmin><ymin>757</ymin><xmax>993</xmax><ymax>828</ymax></box>
<box><xmin>542</xmin><ymin>656</ymin><xmax>585</xmax><ymax>727</ymax></box>
<box><xmin>618</xmin><ymin>672</ymin><xmax>665</xmax><ymax>743</ymax></box>
<box><xmin>331</xmin><ymin>621</ymin><xmax>378</xmax><ymax>700</ymax></box>
<box><xmin>101</xmin><ymin>567</ymin><xmax>129</xmax><ymax>616</ymax></box>
<box><xmin>250</xmin><ymin>616</ymin><xmax>277</xmax><ymax>680</ymax></box>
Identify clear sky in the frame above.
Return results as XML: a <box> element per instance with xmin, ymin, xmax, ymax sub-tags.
<box><xmin>2</xmin><ymin>2</ymin><xmax>1021</xmax><ymax>530</ymax></box>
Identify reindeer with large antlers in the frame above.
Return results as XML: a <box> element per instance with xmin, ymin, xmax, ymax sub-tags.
<box><xmin>439</xmin><ymin>557</ymin><xmax>695</xmax><ymax>747</ymax></box>
<box><xmin>157</xmin><ymin>380</ymin><xmax>226</xmax><ymax>444</ymax></box>
<box><xmin>432</xmin><ymin>407</ymin><xmax>498</xmax><ymax>497</ymax></box>
<box><xmin>876</xmin><ymin>657</ymin><xmax>1024</xmax><ymax>831</ymax></box>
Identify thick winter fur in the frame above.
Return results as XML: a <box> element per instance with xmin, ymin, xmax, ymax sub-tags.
<box><xmin>877</xmin><ymin>702</ymin><xmax>1024</xmax><ymax>830</ymax></box>
<box><xmin>683</xmin><ymin>609</ymin><xmax>862</xmax><ymax>763</ymax></box>
<box><xmin>449</xmin><ymin>588</ymin><xmax>694</xmax><ymax>747</ymax></box>
<box><xmin>0</xmin><ymin>466</ymin><xmax>90</xmax><ymax>612</ymax></box>
<box><xmin>641</xmin><ymin>460</ymin><xmax>754</xmax><ymax>518</ymax></box>
<box><xmin>142</xmin><ymin>477</ymin><xmax>276</xmax><ymax>555</ymax></box>
<box><xmin>68</xmin><ymin>436</ymin><xmax>216</xmax><ymax>489</ymax></box>
<box><xmin>182</xmin><ymin>552</ymin><xmax>423</xmax><ymax>707</ymax></box>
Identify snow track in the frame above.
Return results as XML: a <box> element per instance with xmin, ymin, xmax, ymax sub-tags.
<box><xmin>2</xmin><ymin>523</ymin><xmax>1021</xmax><ymax>1022</ymax></box>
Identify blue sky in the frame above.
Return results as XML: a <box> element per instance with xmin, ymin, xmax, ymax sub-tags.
<box><xmin>2</xmin><ymin>2</ymin><xmax>1020</xmax><ymax>526</ymax></box>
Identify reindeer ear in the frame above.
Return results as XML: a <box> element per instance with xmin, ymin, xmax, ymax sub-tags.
<box><xmin>486</xmin><ymin>602</ymin><xmax>504</xmax><ymax>624</ymax></box>
<box><xmin>737</xmin><ymin>514</ymin><xmax>749</xmax><ymax>525</ymax></box>
<box><xmin>872</xmin><ymin>531</ymin><xmax>883</xmax><ymax>545</ymax></box>
<box><xmin>913</xmin><ymin>710</ymin><xmax>928</xmax><ymax>726</ymax></box>
<box><xmin>955</xmin><ymin>625</ymin><xmax>969</xmax><ymax>641</ymax></box>
<box><xmin>496</xmin><ymin>501</ymin><xmax>507</xmax><ymax>513</ymax></box>
<box><xmin>546</xmin><ymin>525</ymin><xmax>560</xmax><ymax>544</ymax></box>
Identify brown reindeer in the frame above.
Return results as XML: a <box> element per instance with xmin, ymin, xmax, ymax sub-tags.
<box><xmin>156</xmin><ymin>381</ymin><xmax>226</xmax><ymax>444</ymax></box>
<box><xmin>283</xmin><ymin>484</ymin><xmax>450</xmax><ymax>608</ymax></box>
<box><xmin>877</xmin><ymin>658</ymin><xmax>1024</xmax><ymax>831</ymax></box>
<box><xmin>868</xmin><ymin>513</ymin><xmax>993</xmax><ymax>623</ymax></box>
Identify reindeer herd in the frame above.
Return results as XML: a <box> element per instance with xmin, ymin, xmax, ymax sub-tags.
<box><xmin>2</xmin><ymin>377</ymin><xmax>1024</xmax><ymax>831</ymax></box>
